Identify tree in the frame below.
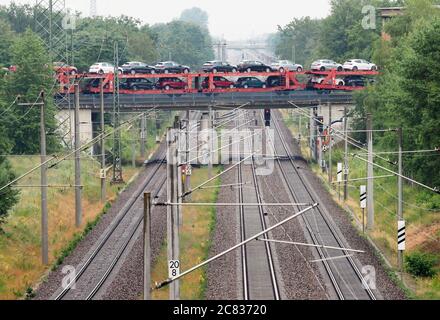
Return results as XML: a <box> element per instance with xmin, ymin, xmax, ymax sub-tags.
<box><xmin>179</xmin><ymin>7</ymin><xmax>209</xmax><ymax>29</ymax></box>
<box><xmin>352</xmin><ymin>4</ymin><xmax>440</xmax><ymax>187</ymax></box>
<box><xmin>67</xmin><ymin>16</ymin><xmax>159</xmax><ymax>71</ymax></box>
<box><xmin>0</xmin><ymin>75</ymin><xmax>19</xmax><ymax>224</ymax></box>
<box><xmin>152</xmin><ymin>21</ymin><xmax>214</xmax><ymax>67</ymax></box>
<box><xmin>0</xmin><ymin>3</ymin><xmax>35</xmax><ymax>34</ymax></box>
<box><xmin>0</xmin><ymin>17</ymin><xmax>16</xmax><ymax>67</ymax></box>
<box><xmin>274</xmin><ymin>17</ymin><xmax>322</xmax><ymax>66</ymax></box>
<box><xmin>317</xmin><ymin>0</ymin><xmax>383</xmax><ymax>62</ymax></box>
<box><xmin>4</xmin><ymin>29</ymin><xmax>59</xmax><ymax>154</ymax></box>
<box><xmin>127</xmin><ymin>25</ymin><xmax>158</xmax><ymax>64</ymax></box>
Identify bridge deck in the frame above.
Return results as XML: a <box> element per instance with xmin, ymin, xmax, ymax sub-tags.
<box><xmin>56</xmin><ymin>91</ymin><xmax>353</xmax><ymax>110</ymax></box>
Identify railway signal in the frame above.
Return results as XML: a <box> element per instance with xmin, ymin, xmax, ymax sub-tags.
<box><xmin>264</xmin><ymin>109</ymin><xmax>271</xmax><ymax>127</ymax></box>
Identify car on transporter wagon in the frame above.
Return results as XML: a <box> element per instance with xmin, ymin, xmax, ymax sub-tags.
<box><xmin>121</xmin><ymin>61</ymin><xmax>156</xmax><ymax>75</ymax></box>
<box><xmin>53</xmin><ymin>61</ymin><xmax>78</xmax><ymax>75</ymax></box>
<box><xmin>237</xmin><ymin>60</ymin><xmax>273</xmax><ymax>73</ymax></box>
<box><xmin>202</xmin><ymin>60</ymin><xmax>238</xmax><ymax>73</ymax></box>
<box><xmin>119</xmin><ymin>77</ymin><xmax>155</xmax><ymax>91</ymax></box>
<box><xmin>201</xmin><ymin>76</ymin><xmax>235</xmax><ymax>89</ymax></box>
<box><xmin>89</xmin><ymin>62</ymin><xmax>123</xmax><ymax>74</ymax></box>
<box><xmin>342</xmin><ymin>59</ymin><xmax>378</xmax><ymax>71</ymax></box>
<box><xmin>155</xmin><ymin>77</ymin><xmax>188</xmax><ymax>90</ymax></box>
<box><xmin>270</xmin><ymin>60</ymin><xmax>303</xmax><ymax>73</ymax></box>
<box><xmin>154</xmin><ymin>61</ymin><xmax>191</xmax><ymax>74</ymax></box>
<box><xmin>235</xmin><ymin>77</ymin><xmax>267</xmax><ymax>89</ymax></box>
<box><xmin>311</xmin><ymin>59</ymin><xmax>343</xmax><ymax>71</ymax></box>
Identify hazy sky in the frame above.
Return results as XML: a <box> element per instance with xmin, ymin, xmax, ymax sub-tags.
<box><xmin>0</xmin><ymin>0</ymin><xmax>331</xmax><ymax>40</ymax></box>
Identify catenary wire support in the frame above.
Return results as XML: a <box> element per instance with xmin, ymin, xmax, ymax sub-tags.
<box><xmin>154</xmin><ymin>204</ymin><xmax>318</xmax><ymax>289</ymax></box>
<box><xmin>256</xmin><ymin>238</ymin><xmax>365</xmax><ymax>254</ymax></box>
<box><xmin>112</xmin><ymin>41</ymin><xmax>123</xmax><ymax>184</ymax></box>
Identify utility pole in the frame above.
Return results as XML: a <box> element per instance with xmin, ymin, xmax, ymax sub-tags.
<box><xmin>317</xmin><ymin>115</ymin><xmax>322</xmax><ymax>169</ymax></box>
<box><xmin>132</xmin><ymin>126</ymin><xmax>136</xmax><ymax>168</ymax></box>
<box><xmin>328</xmin><ymin>103</ymin><xmax>332</xmax><ymax>184</ymax></box>
<box><xmin>292</xmin><ymin>43</ymin><xmax>296</xmax><ymax>64</ymax></box>
<box><xmin>343</xmin><ymin>106</ymin><xmax>349</xmax><ymax>201</ymax></box>
<box><xmin>310</xmin><ymin>108</ymin><xmax>315</xmax><ymax>161</ymax></box>
<box><xmin>185</xmin><ymin>110</ymin><xmax>191</xmax><ymax>196</ymax></box>
<box><xmin>155</xmin><ymin>113</ymin><xmax>161</xmax><ymax>144</ymax></box>
<box><xmin>201</xmin><ymin>112</ymin><xmax>210</xmax><ymax>172</ymax></box>
<box><xmin>100</xmin><ymin>80</ymin><xmax>106</xmax><ymax>203</ymax></box>
<box><xmin>167</xmin><ymin>127</ymin><xmax>180</xmax><ymax>300</ymax></box>
<box><xmin>397</xmin><ymin>127</ymin><xmax>404</xmax><ymax>275</ymax></box>
<box><xmin>208</xmin><ymin>106</ymin><xmax>213</xmax><ymax>178</ymax></box>
<box><xmin>19</xmin><ymin>93</ymin><xmax>48</xmax><ymax>264</ymax></box>
<box><xmin>366</xmin><ymin>113</ymin><xmax>375</xmax><ymax>230</ymax></box>
<box><xmin>174</xmin><ymin>116</ymin><xmax>183</xmax><ymax>226</ymax></box>
<box><xmin>143</xmin><ymin>192</ymin><xmax>151</xmax><ymax>300</ymax></box>
<box><xmin>74</xmin><ymin>84</ymin><xmax>82</xmax><ymax>228</ymax></box>
<box><xmin>140</xmin><ymin>112</ymin><xmax>146</xmax><ymax>159</ymax></box>
<box><xmin>40</xmin><ymin>92</ymin><xmax>49</xmax><ymax>265</ymax></box>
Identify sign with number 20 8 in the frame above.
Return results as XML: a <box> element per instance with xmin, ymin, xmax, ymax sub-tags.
<box><xmin>169</xmin><ymin>260</ymin><xmax>180</xmax><ymax>278</ymax></box>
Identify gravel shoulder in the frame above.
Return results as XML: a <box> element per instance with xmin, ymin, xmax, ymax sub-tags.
<box><xmin>205</xmin><ymin>165</ymin><xmax>240</xmax><ymax>300</ymax></box>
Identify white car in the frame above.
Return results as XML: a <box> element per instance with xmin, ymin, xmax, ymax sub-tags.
<box><xmin>271</xmin><ymin>60</ymin><xmax>303</xmax><ymax>72</ymax></box>
<box><xmin>343</xmin><ymin>59</ymin><xmax>377</xmax><ymax>71</ymax></box>
<box><xmin>311</xmin><ymin>59</ymin><xmax>343</xmax><ymax>71</ymax></box>
<box><xmin>311</xmin><ymin>76</ymin><xmax>345</xmax><ymax>86</ymax></box>
<box><xmin>89</xmin><ymin>62</ymin><xmax>123</xmax><ymax>74</ymax></box>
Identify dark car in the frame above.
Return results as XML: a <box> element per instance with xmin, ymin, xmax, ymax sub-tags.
<box><xmin>121</xmin><ymin>61</ymin><xmax>156</xmax><ymax>75</ymax></box>
<box><xmin>120</xmin><ymin>78</ymin><xmax>155</xmax><ymax>90</ymax></box>
<box><xmin>201</xmin><ymin>76</ymin><xmax>235</xmax><ymax>89</ymax></box>
<box><xmin>343</xmin><ymin>75</ymin><xmax>376</xmax><ymax>87</ymax></box>
<box><xmin>266</xmin><ymin>75</ymin><xmax>298</xmax><ymax>88</ymax></box>
<box><xmin>237</xmin><ymin>60</ymin><xmax>272</xmax><ymax>73</ymax></box>
<box><xmin>202</xmin><ymin>60</ymin><xmax>238</xmax><ymax>73</ymax></box>
<box><xmin>235</xmin><ymin>77</ymin><xmax>267</xmax><ymax>89</ymax></box>
<box><xmin>154</xmin><ymin>61</ymin><xmax>190</xmax><ymax>74</ymax></box>
<box><xmin>155</xmin><ymin>77</ymin><xmax>188</xmax><ymax>90</ymax></box>
<box><xmin>84</xmin><ymin>78</ymin><xmax>101</xmax><ymax>93</ymax></box>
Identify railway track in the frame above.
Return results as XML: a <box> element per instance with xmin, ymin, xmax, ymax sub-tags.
<box><xmin>54</xmin><ymin>111</ymin><xmax>201</xmax><ymax>300</ymax></box>
<box><xmin>264</xmin><ymin>110</ymin><xmax>377</xmax><ymax>300</ymax></box>
<box><xmin>236</xmin><ymin>113</ymin><xmax>280</xmax><ymax>300</ymax></box>
<box><xmin>54</xmin><ymin>147</ymin><xmax>167</xmax><ymax>300</ymax></box>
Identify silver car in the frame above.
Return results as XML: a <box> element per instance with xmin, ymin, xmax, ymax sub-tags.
<box><xmin>311</xmin><ymin>59</ymin><xmax>343</xmax><ymax>71</ymax></box>
<box><xmin>271</xmin><ymin>60</ymin><xmax>303</xmax><ymax>72</ymax></box>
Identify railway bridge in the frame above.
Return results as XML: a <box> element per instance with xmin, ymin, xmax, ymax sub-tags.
<box><xmin>55</xmin><ymin>90</ymin><xmax>354</xmax><ymax>147</ymax></box>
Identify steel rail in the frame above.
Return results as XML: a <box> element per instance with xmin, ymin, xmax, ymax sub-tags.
<box><xmin>249</xmin><ymin>156</ymin><xmax>281</xmax><ymax>300</ymax></box>
<box><xmin>54</xmin><ymin>149</ymin><xmax>167</xmax><ymax>300</ymax></box>
<box><xmin>270</xmin><ymin>111</ymin><xmax>376</xmax><ymax>300</ymax></box>
<box><xmin>85</xmin><ymin>175</ymin><xmax>167</xmax><ymax>300</ymax></box>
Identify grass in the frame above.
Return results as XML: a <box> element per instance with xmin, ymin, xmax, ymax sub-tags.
<box><xmin>281</xmin><ymin>110</ymin><xmax>440</xmax><ymax>300</ymax></box>
<box><xmin>151</xmin><ymin>167</ymin><xmax>221</xmax><ymax>300</ymax></box>
<box><xmin>0</xmin><ymin>156</ymin><xmax>139</xmax><ymax>300</ymax></box>
<box><xmin>0</xmin><ymin>112</ymin><xmax>175</xmax><ymax>300</ymax></box>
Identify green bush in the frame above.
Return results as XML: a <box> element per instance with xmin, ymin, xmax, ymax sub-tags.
<box><xmin>405</xmin><ymin>252</ymin><xmax>438</xmax><ymax>278</ymax></box>
<box><xmin>416</xmin><ymin>192</ymin><xmax>440</xmax><ymax>210</ymax></box>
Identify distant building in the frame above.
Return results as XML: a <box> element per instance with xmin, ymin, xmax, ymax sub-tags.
<box><xmin>379</xmin><ymin>5</ymin><xmax>440</xmax><ymax>40</ymax></box>
<box><xmin>378</xmin><ymin>7</ymin><xmax>405</xmax><ymax>40</ymax></box>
